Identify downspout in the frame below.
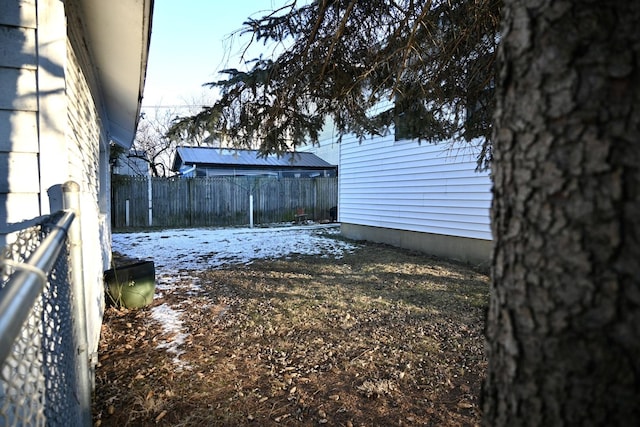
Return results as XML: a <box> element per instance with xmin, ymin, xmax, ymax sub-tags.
<box><xmin>62</xmin><ymin>181</ymin><xmax>92</xmax><ymax>426</ymax></box>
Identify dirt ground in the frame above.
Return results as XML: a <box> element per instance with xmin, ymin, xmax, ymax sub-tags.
<box><xmin>93</xmin><ymin>236</ymin><xmax>489</xmax><ymax>426</ymax></box>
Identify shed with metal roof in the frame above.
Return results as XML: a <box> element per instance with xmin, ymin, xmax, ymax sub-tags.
<box><xmin>172</xmin><ymin>147</ymin><xmax>337</xmax><ymax>178</ymax></box>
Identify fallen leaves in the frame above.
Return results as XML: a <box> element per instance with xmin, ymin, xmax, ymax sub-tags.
<box><xmin>93</xmin><ymin>241</ymin><xmax>489</xmax><ymax>426</ymax></box>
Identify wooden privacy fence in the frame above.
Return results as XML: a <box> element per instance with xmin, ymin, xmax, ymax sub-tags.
<box><xmin>111</xmin><ymin>176</ymin><xmax>338</xmax><ymax>228</ymax></box>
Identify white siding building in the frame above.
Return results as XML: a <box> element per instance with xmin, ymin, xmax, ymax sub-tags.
<box><xmin>297</xmin><ymin>122</ymin><xmax>341</xmax><ymax>166</ymax></box>
<box><xmin>338</xmin><ymin>132</ymin><xmax>492</xmax><ymax>264</ymax></box>
<box><xmin>0</xmin><ymin>0</ymin><xmax>152</xmax><ymax>355</ymax></box>
<box><xmin>298</xmin><ymin>108</ymin><xmax>493</xmax><ymax>265</ymax></box>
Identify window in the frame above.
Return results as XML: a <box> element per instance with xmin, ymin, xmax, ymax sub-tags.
<box><xmin>393</xmin><ymin>95</ymin><xmax>450</xmax><ymax>142</ymax></box>
<box><xmin>394</xmin><ymin>96</ymin><xmax>430</xmax><ymax>141</ymax></box>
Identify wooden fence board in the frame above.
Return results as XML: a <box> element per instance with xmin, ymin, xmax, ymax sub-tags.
<box><xmin>111</xmin><ymin>176</ymin><xmax>338</xmax><ymax>228</ymax></box>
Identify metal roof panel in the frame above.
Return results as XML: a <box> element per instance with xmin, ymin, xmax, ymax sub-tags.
<box><xmin>175</xmin><ymin>147</ymin><xmax>335</xmax><ymax>169</ymax></box>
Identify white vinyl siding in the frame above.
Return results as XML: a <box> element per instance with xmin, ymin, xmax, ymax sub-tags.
<box><xmin>339</xmin><ymin>133</ymin><xmax>492</xmax><ymax>240</ymax></box>
<box><xmin>1</xmin><ymin>0</ymin><xmax>149</xmax><ymax>357</ymax></box>
<box><xmin>65</xmin><ymin>4</ymin><xmax>111</xmax><ymax>355</ymax></box>
<box><xmin>298</xmin><ymin>116</ymin><xmax>341</xmax><ymax>165</ymax></box>
<box><xmin>0</xmin><ymin>1</ymin><xmax>40</xmax><ymax>227</ymax></box>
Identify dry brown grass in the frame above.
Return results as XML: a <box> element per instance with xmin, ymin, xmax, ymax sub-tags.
<box><xmin>93</xmin><ymin>239</ymin><xmax>488</xmax><ymax>426</ymax></box>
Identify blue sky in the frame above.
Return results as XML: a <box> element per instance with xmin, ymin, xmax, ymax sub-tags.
<box><xmin>142</xmin><ymin>1</ymin><xmax>283</xmax><ymax>109</ymax></box>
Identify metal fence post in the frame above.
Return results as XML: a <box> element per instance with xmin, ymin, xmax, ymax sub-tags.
<box><xmin>249</xmin><ymin>193</ymin><xmax>254</xmax><ymax>228</ymax></box>
<box><xmin>62</xmin><ymin>181</ymin><xmax>92</xmax><ymax>426</ymax></box>
<box><xmin>148</xmin><ymin>174</ymin><xmax>153</xmax><ymax>227</ymax></box>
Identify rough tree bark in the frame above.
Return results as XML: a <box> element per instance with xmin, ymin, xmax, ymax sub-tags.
<box><xmin>484</xmin><ymin>1</ymin><xmax>640</xmax><ymax>425</ymax></box>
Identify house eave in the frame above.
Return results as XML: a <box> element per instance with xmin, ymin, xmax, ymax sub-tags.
<box><xmin>78</xmin><ymin>0</ymin><xmax>154</xmax><ymax>148</ymax></box>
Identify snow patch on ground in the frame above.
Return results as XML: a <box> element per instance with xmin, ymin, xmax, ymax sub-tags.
<box><xmin>150</xmin><ymin>303</ymin><xmax>189</xmax><ymax>368</ymax></box>
<box><xmin>112</xmin><ymin>224</ymin><xmax>354</xmax><ymax>277</ymax></box>
<box><xmin>112</xmin><ymin>224</ymin><xmax>357</xmax><ymax>365</ymax></box>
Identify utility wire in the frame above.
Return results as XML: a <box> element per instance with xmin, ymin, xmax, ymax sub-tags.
<box><xmin>141</xmin><ymin>105</ymin><xmax>209</xmax><ymax>109</ymax></box>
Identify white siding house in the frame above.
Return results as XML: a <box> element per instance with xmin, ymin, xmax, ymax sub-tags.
<box><xmin>0</xmin><ymin>0</ymin><xmax>152</xmax><ymax>355</ymax></box>
<box><xmin>338</xmin><ymin>132</ymin><xmax>492</xmax><ymax>264</ymax></box>
<box><xmin>298</xmin><ymin>109</ymin><xmax>493</xmax><ymax>264</ymax></box>
<box><xmin>297</xmin><ymin>122</ymin><xmax>341</xmax><ymax>166</ymax></box>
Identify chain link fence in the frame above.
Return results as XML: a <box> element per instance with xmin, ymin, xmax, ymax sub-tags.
<box><xmin>0</xmin><ymin>210</ymin><xmax>90</xmax><ymax>426</ymax></box>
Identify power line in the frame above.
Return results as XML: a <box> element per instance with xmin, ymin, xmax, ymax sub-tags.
<box><xmin>141</xmin><ymin>104</ymin><xmax>209</xmax><ymax>109</ymax></box>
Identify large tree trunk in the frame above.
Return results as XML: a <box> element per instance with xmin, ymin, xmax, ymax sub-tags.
<box><xmin>484</xmin><ymin>1</ymin><xmax>640</xmax><ymax>425</ymax></box>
